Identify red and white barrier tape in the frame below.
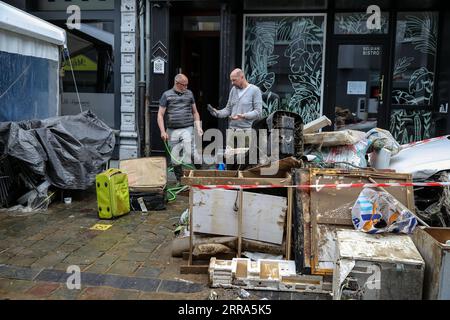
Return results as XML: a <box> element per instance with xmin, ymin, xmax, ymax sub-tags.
<box><xmin>401</xmin><ymin>135</ymin><xmax>448</xmax><ymax>149</ymax></box>
<box><xmin>192</xmin><ymin>181</ymin><xmax>450</xmax><ymax>190</ymax></box>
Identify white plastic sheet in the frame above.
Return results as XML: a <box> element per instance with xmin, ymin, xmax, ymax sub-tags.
<box><xmin>352</xmin><ymin>188</ymin><xmax>417</xmax><ymax>234</ymax></box>
<box><xmin>0</xmin><ymin>28</ymin><xmax>60</xmax><ymax>61</ymax></box>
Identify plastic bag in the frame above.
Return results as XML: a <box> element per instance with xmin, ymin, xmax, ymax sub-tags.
<box><xmin>317</xmin><ymin>139</ymin><xmax>370</xmax><ymax>169</ymax></box>
<box><xmin>352</xmin><ymin>188</ymin><xmax>417</xmax><ymax>234</ymax></box>
<box><xmin>366</xmin><ymin>128</ymin><xmax>401</xmax><ymax>155</ymax></box>
<box><xmin>174</xmin><ymin>209</ymin><xmax>190</xmax><ymax>237</ymax></box>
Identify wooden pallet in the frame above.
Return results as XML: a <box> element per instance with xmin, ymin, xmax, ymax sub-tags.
<box><xmin>180</xmin><ymin>170</ymin><xmax>294</xmax><ymax>274</ymax></box>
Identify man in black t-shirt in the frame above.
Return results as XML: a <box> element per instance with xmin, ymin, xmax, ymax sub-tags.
<box><xmin>157</xmin><ymin>74</ymin><xmax>203</xmax><ymax>183</ymax></box>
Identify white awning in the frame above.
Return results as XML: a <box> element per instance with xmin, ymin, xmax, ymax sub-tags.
<box><xmin>0</xmin><ymin>1</ymin><xmax>66</xmax><ymax>46</ymax></box>
<box><xmin>78</xmin><ymin>23</ymin><xmax>114</xmax><ymax>49</ymax></box>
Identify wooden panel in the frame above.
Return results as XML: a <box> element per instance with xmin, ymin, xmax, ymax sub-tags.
<box><xmin>303</xmin><ymin>116</ymin><xmax>332</xmax><ymax>134</ymax></box>
<box><xmin>412</xmin><ymin>227</ymin><xmax>450</xmax><ymax>300</ymax></box>
<box><xmin>247</xmin><ymin>157</ymin><xmax>302</xmax><ymax>175</ymax></box>
<box><xmin>181</xmin><ymin>170</ymin><xmax>292</xmax><ymax>186</ymax></box>
<box><xmin>180</xmin><ymin>265</ymin><xmax>209</xmax><ymax>274</ymax></box>
<box><xmin>303</xmin><ymin>170</ymin><xmax>313</xmax><ymax>269</ymax></box>
<box><xmin>304</xmin><ymin>130</ymin><xmax>365</xmax><ymax>147</ymax></box>
<box><xmin>286</xmin><ymin>187</ymin><xmax>293</xmax><ymax>260</ymax></box>
<box><xmin>294</xmin><ymin>169</ymin><xmax>311</xmax><ymax>270</ymax></box>
<box><xmin>193</xmin><ymin>189</ymin><xmax>287</xmax><ymax>244</ymax></box>
<box><xmin>314</xmin><ymin>224</ymin><xmax>353</xmax><ymax>274</ymax></box>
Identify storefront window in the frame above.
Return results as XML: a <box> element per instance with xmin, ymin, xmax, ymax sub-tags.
<box><xmin>243</xmin><ymin>15</ymin><xmax>326</xmax><ymax>123</ymax></box>
<box><xmin>390</xmin><ymin>12</ymin><xmax>438</xmax><ymax>143</ymax></box>
<box><xmin>60</xmin><ymin>27</ymin><xmax>115</xmax><ymax>128</ymax></box>
<box><xmin>333</xmin><ymin>44</ymin><xmax>384</xmax><ymax>132</ymax></box>
<box><xmin>334</xmin><ymin>12</ymin><xmax>389</xmax><ymax>34</ymax></box>
<box><xmin>391</xmin><ymin>12</ymin><xmax>438</xmax><ymax>106</ymax></box>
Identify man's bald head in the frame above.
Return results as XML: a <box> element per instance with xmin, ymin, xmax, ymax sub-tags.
<box><xmin>175</xmin><ymin>74</ymin><xmax>188</xmax><ymax>83</ymax></box>
<box><xmin>230</xmin><ymin>68</ymin><xmax>244</xmax><ymax>78</ymax></box>
<box><xmin>230</xmin><ymin>68</ymin><xmax>247</xmax><ymax>89</ymax></box>
<box><xmin>174</xmin><ymin>74</ymin><xmax>189</xmax><ymax>92</ymax></box>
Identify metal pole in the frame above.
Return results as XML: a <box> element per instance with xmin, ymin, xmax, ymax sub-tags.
<box><xmin>138</xmin><ymin>0</ymin><xmax>146</xmax><ymax>156</ymax></box>
<box><xmin>140</xmin><ymin>1</ymin><xmax>145</xmax><ymax>84</ymax></box>
<box><xmin>144</xmin><ymin>0</ymin><xmax>151</xmax><ymax>156</ymax></box>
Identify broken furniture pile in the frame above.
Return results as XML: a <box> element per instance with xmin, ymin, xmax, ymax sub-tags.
<box><xmin>389</xmin><ymin>137</ymin><xmax>450</xmax><ymax>227</ymax></box>
<box><xmin>175</xmin><ymin>166</ymin><xmax>297</xmax><ymax>270</ymax></box>
<box><xmin>294</xmin><ymin>168</ymin><xmax>417</xmax><ymax>276</ymax></box>
<box><xmin>172</xmin><ymin>111</ymin><xmax>450</xmax><ymax>300</ymax></box>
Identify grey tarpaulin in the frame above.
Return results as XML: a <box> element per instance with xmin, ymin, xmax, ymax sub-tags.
<box><xmin>0</xmin><ymin>110</ymin><xmax>115</xmax><ymax>190</ymax></box>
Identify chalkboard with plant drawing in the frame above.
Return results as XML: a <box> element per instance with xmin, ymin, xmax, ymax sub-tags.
<box><xmin>244</xmin><ymin>15</ymin><xmax>325</xmax><ymax>123</ymax></box>
<box><xmin>334</xmin><ymin>12</ymin><xmax>389</xmax><ymax>34</ymax></box>
<box><xmin>390</xmin><ymin>109</ymin><xmax>433</xmax><ymax>144</ymax></box>
<box><xmin>390</xmin><ymin>12</ymin><xmax>438</xmax><ymax>143</ymax></box>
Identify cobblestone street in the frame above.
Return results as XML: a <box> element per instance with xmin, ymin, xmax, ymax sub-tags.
<box><xmin>0</xmin><ymin>189</ymin><xmax>215</xmax><ymax>300</ymax></box>
<box><xmin>0</xmin><ymin>188</ymin><xmax>330</xmax><ymax>300</ymax></box>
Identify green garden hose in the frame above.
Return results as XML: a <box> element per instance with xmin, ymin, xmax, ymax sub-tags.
<box><xmin>166</xmin><ymin>185</ymin><xmax>189</xmax><ymax>202</ymax></box>
<box><xmin>163</xmin><ymin>140</ymin><xmax>195</xmax><ymax>201</ymax></box>
<box><xmin>163</xmin><ymin>141</ymin><xmax>195</xmax><ymax>170</ymax></box>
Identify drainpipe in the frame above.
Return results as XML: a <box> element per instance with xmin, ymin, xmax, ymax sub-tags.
<box><xmin>144</xmin><ymin>0</ymin><xmax>151</xmax><ymax>156</ymax></box>
<box><xmin>138</xmin><ymin>0</ymin><xmax>146</xmax><ymax>156</ymax></box>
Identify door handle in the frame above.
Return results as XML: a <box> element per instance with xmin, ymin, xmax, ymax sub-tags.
<box><xmin>379</xmin><ymin>74</ymin><xmax>384</xmax><ymax>101</ymax></box>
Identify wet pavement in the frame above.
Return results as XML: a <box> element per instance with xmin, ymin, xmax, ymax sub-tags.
<box><xmin>0</xmin><ymin>187</ymin><xmax>330</xmax><ymax>300</ymax></box>
<box><xmin>0</xmin><ymin>187</ymin><xmax>214</xmax><ymax>300</ymax></box>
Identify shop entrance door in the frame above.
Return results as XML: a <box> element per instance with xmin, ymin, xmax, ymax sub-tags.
<box><xmin>330</xmin><ymin>40</ymin><xmax>389</xmax><ymax>131</ymax></box>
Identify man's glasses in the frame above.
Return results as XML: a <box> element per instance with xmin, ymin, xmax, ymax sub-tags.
<box><xmin>176</xmin><ymin>81</ymin><xmax>188</xmax><ymax>87</ymax></box>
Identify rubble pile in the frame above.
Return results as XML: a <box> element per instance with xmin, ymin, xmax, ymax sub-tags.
<box><xmin>172</xmin><ymin>111</ymin><xmax>450</xmax><ymax>300</ymax></box>
<box><xmin>0</xmin><ymin>111</ymin><xmax>115</xmax><ymax>211</ymax></box>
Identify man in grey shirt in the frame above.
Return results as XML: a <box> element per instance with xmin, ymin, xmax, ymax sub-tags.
<box><xmin>208</xmin><ymin>68</ymin><xmax>262</xmax><ymax>158</ymax></box>
<box><xmin>158</xmin><ymin>74</ymin><xmax>203</xmax><ymax>183</ymax></box>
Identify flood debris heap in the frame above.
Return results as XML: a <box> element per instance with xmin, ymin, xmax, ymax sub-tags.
<box><xmin>173</xmin><ymin>110</ymin><xmax>450</xmax><ymax>300</ymax></box>
<box><xmin>0</xmin><ymin>111</ymin><xmax>115</xmax><ymax>212</ymax></box>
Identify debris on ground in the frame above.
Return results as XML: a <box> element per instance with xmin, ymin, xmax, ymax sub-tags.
<box><xmin>208</xmin><ymin>257</ymin><xmax>328</xmax><ymax>294</ymax></box>
<box><xmin>2</xmin><ymin>108</ymin><xmax>438</xmax><ymax>300</ymax></box>
<box><xmin>170</xmin><ymin>111</ymin><xmax>450</xmax><ymax>300</ymax></box>
<box><xmin>193</xmin><ymin>243</ymin><xmax>234</xmax><ymax>256</ymax></box>
<box><xmin>173</xmin><ymin>209</ymin><xmax>190</xmax><ymax>237</ymax></box>
<box><xmin>333</xmin><ymin>230</ymin><xmax>424</xmax><ymax>300</ymax></box>
<box><xmin>238</xmin><ymin>289</ymin><xmax>250</xmax><ymax>299</ymax></box>
<box><xmin>0</xmin><ymin>111</ymin><xmax>115</xmax><ymax>212</ymax></box>
<box><xmin>415</xmin><ymin>171</ymin><xmax>450</xmax><ymax>227</ymax></box>
<box><xmin>412</xmin><ymin>227</ymin><xmax>450</xmax><ymax>300</ymax></box>
<box><xmin>208</xmin><ymin>290</ymin><xmax>218</xmax><ymax>300</ymax></box>
<box><xmin>304</xmin><ymin>129</ymin><xmax>366</xmax><ymax>147</ymax></box>
<box><xmin>242</xmin><ymin>251</ymin><xmax>283</xmax><ymax>261</ymax></box>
